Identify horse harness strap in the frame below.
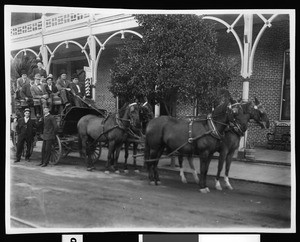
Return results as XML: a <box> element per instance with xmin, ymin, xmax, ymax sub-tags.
<box><xmin>187</xmin><ymin>114</ymin><xmax>223</xmax><ymax>144</ymax></box>
<box><xmin>188</xmin><ymin>119</ymin><xmax>194</xmax><ymax>143</ymax></box>
<box><xmin>207</xmin><ymin>114</ymin><xmax>222</xmax><ymax>140</ymax></box>
<box><xmin>228</xmin><ymin>121</ymin><xmax>245</xmax><ymax>137</ymax></box>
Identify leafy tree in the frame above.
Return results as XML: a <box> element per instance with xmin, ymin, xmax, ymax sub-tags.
<box><xmin>110</xmin><ymin>14</ymin><xmax>237</xmax><ymax>115</ymax></box>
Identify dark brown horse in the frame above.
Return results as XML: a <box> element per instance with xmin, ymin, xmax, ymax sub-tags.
<box><xmin>214</xmin><ymin>97</ymin><xmax>270</xmax><ymax>190</ymax></box>
<box><xmin>144</xmin><ymin>98</ymin><xmax>244</xmax><ymax>192</ymax></box>
<box><xmin>178</xmin><ymin>98</ymin><xmax>270</xmax><ymax>191</ymax></box>
<box><xmin>123</xmin><ymin>101</ymin><xmax>154</xmax><ymax>173</ymax></box>
<box><xmin>77</xmin><ymin>103</ymin><xmax>141</xmax><ymax>172</ymax></box>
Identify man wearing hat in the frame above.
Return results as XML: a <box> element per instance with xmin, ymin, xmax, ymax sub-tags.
<box><xmin>20</xmin><ymin>77</ymin><xmax>35</xmax><ymax>108</ymax></box>
<box><xmin>32</xmin><ymin>59</ymin><xmax>47</xmax><ymax>80</ymax></box>
<box><xmin>30</xmin><ymin>73</ymin><xmax>49</xmax><ymax>109</ymax></box>
<box><xmin>70</xmin><ymin>73</ymin><xmax>85</xmax><ymax>107</ymax></box>
<box><xmin>56</xmin><ymin>70</ymin><xmax>72</xmax><ymax>106</ymax></box>
<box><xmin>16</xmin><ymin>69</ymin><xmax>29</xmax><ymax>99</ymax></box>
<box><xmin>37</xmin><ymin>106</ymin><xmax>58</xmax><ymax>167</ymax></box>
<box><xmin>13</xmin><ymin>108</ymin><xmax>37</xmax><ymax>163</ymax></box>
<box><xmin>45</xmin><ymin>74</ymin><xmax>60</xmax><ymax>112</ymax></box>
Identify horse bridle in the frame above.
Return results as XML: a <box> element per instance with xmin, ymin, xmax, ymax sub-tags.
<box><xmin>115</xmin><ymin>102</ymin><xmax>139</xmax><ymax>128</ymax></box>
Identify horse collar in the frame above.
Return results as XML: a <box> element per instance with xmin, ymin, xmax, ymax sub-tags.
<box><xmin>207</xmin><ymin>114</ymin><xmax>222</xmax><ymax>140</ymax></box>
<box><xmin>115</xmin><ymin>113</ymin><xmax>126</xmax><ymax>130</ymax></box>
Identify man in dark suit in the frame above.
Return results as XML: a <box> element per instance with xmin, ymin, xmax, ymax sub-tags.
<box><xmin>45</xmin><ymin>74</ymin><xmax>60</xmax><ymax>112</ymax></box>
<box><xmin>32</xmin><ymin>59</ymin><xmax>47</xmax><ymax>82</ymax></box>
<box><xmin>70</xmin><ymin>73</ymin><xmax>86</xmax><ymax>107</ymax></box>
<box><xmin>20</xmin><ymin>78</ymin><xmax>35</xmax><ymax>106</ymax></box>
<box><xmin>37</xmin><ymin>106</ymin><xmax>58</xmax><ymax>167</ymax></box>
<box><xmin>13</xmin><ymin>108</ymin><xmax>37</xmax><ymax>162</ymax></box>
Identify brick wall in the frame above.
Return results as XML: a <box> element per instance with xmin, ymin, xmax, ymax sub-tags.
<box><xmin>94</xmin><ymin>48</ymin><xmax>117</xmax><ymax>113</ymax></box>
<box><xmin>217</xmin><ymin>20</ymin><xmax>290</xmax><ymax>146</ymax></box>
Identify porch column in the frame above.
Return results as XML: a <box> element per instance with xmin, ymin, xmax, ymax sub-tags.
<box><xmin>238</xmin><ymin>14</ymin><xmax>253</xmax><ymax>157</ymax></box>
<box><xmin>154</xmin><ymin>85</ymin><xmax>160</xmax><ymax>117</ymax></box>
<box><xmin>87</xmin><ymin>35</ymin><xmax>97</xmax><ymax>101</ymax></box>
<box><xmin>40</xmin><ymin>45</ymin><xmax>49</xmax><ymax>74</ymax></box>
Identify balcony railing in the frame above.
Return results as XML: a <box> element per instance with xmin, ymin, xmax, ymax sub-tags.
<box><xmin>11</xmin><ymin>13</ymin><xmax>92</xmax><ymax>38</ymax></box>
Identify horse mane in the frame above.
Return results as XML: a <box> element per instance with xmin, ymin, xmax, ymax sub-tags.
<box><xmin>212</xmin><ymin>99</ymin><xmax>231</xmax><ymax>117</ymax></box>
<box><xmin>241</xmin><ymin>101</ymin><xmax>252</xmax><ymax>113</ymax></box>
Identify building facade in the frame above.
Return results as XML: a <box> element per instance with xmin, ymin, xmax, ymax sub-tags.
<box><xmin>8</xmin><ymin>9</ymin><xmax>292</xmax><ymax>147</ymax></box>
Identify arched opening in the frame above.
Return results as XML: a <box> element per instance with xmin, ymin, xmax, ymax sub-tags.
<box><xmin>93</xmin><ymin>30</ymin><xmax>143</xmax><ymax>112</ymax></box>
<box><xmin>47</xmin><ymin>40</ymin><xmax>90</xmax><ymax>83</ymax></box>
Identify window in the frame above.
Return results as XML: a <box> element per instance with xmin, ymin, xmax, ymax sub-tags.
<box><xmin>280</xmin><ymin>50</ymin><xmax>290</xmax><ymax>121</ymax></box>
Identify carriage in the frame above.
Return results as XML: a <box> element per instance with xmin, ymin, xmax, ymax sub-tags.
<box><xmin>11</xmin><ymin>97</ymin><xmax>107</xmax><ymax>165</ymax></box>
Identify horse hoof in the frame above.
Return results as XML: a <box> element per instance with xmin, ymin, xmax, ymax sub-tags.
<box><xmin>215</xmin><ymin>180</ymin><xmax>222</xmax><ymax>190</ymax></box>
<box><xmin>215</xmin><ymin>184</ymin><xmax>223</xmax><ymax>191</ymax></box>
<box><xmin>225</xmin><ymin>184</ymin><xmax>234</xmax><ymax>190</ymax></box>
<box><xmin>115</xmin><ymin>170</ymin><xmax>120</xmax><ymax>174</ymax></box>
<box><xmin>156</xmin><ymin>181</ymin><xmax>161</xmax><ymax>185</ymax></box>
<box><xmin>149</xmin><ymin>181</ymin><xmax>156</xmax><ymax>185</ymax></box>
<box><xmin>87</xmin><ymin>168</ymin><xmax>93</xmax><ymax>172</ymax></box>
<box><xmin>104</xmin><ymin>170</ymin><xmax>110</xmax><ymax>174</ymax></box>
<box><xmin>199</xmin><ymin>188</ymin><xmax>208</xmax><ymax>193</ymax></box>
<box><xmin>124</xmin><ymin>169</ymin><xmax>129</xmax><ymax>174</ymax></box>
<box><xmin>206</xmin><ymin>187</ymin><xmax>210</xmax><ymax>193</ymax></box>
<box><xmin>181</xmin><ymin>178</ymin><xmax>188</xmax><ymax>184</ymax></box>
<box><xmin>134</xmin><ymin>169</ymin><xmax>140</xmax><ymax>173</ymax></box>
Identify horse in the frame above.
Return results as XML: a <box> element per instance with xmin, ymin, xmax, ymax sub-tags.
<box><xmin>144</xmin><ymin>98</ymin><xmax>245</xmax><ymax>193</ymax></box>
<box><xmin>177</xmin><ymin>97</ymin><xmax>270</xmax><ymax>191</ymax></box>
<box><xmin>123</xmin><ymin>101</ymin><xmax>154</xmax><ymax>173</ymax></box>
<box><xmin>214</xmin><ymin>97</ymin><xmax>270</xmax><ymax>190</ymax></box>
<box><xmin>77</xmin><ymin>102</ymin><xmax>141</xmax><ymax>172</ymax></box>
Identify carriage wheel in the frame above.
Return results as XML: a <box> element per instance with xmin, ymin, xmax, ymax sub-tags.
<box><xmin>90</xmin><ymin>141</ymin><xmax>102</xmax><ymax>164</ymax></box>
<box><xmin>49</xmin><ymin>135</ymin><xmax>62</xmax><ymax>165</ymax></box>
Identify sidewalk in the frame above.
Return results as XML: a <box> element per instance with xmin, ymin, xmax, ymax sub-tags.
<box><xmin>14</xmin><ymin>141</ymin><xmax>292</xmax><ymax>187</ymax></box>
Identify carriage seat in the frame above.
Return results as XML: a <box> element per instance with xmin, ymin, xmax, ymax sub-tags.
<box><xmin>51</xmin><ymin>94</ymin><xmax>62</xmax><ymax>105</ymax></box>
<box><xmin>15</xmin><ymin>99</ymin><xmax>29</xmax><ymax>108</ymax></box>
<box><xmin>267</xmin><ymin>121</ymin><xmax>290</xmax><ymax>151</ymax></box>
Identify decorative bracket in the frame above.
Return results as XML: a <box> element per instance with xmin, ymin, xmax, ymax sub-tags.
<box><xmin>203</xmin><ymin>14</ymin><xmax>278</xmax><ymax>78</ymax></box>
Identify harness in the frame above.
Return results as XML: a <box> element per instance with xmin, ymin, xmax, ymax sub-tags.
<box><xmin>228</xmin><ymin>121</ymin><xmax>245</xmax><ymax>137</ymax></box>
<box><xmin>144</xmin><ymin>103</ymin><xmax>243</xmax><ymax>163</ymax></box>
<box><xmin>86</xmin><ymin>103</ymin><xmax>139</xmax><ymax>148</ymax></box>
<box><xmin>155</xmin><ymin>113</ymin><xmax>227</xmax><ymax>160</ymax></box>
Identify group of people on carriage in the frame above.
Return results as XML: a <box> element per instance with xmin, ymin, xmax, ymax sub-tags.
<box><xmin>13</xmin><ymin>63</ymin><xmax>87</xmax><ymax>119</ymax></box>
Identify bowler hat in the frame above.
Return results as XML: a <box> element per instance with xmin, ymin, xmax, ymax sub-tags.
<box><xmin>71</xmin><ymin>73</ymin><xmax>79</xmax><ymax>80</ymax></box>
<box><xmin>46</xmin><ymin>74</ymin><xmax>53</xmax><ymax>81</ymax></box>
<box><xmin>34</xmin><ymin>73</ymin><xmax>41</xmax><ymax>80</ymax></box>
<box><xmin>20</xmin><ymin>69</ymin><xmax>27</xmax><ymax>75</ymax></box>
<box><xmin>60</xmin><ymin>69</ymin><xmax>67</xmax><ymax>76</ymax></box>
<box><xmin>24</xmin><ymin>108</ymin><xmax>31</xmax><ymax>113</ymax></box>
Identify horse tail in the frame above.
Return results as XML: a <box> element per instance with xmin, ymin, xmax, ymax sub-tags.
<box><xmin>144</xmin><ymin>137</ymin><xmax>150</xmax><ymax>166</ymax></box>
<box><xmin>77</xmin><ymin>119</ymin><xmax>84</xmax><ymax>158</ymax></box>
<box><xmin>78</xmin><ymin>133</ymin><xmax>84</xmax><ymax>158</ymax></box>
